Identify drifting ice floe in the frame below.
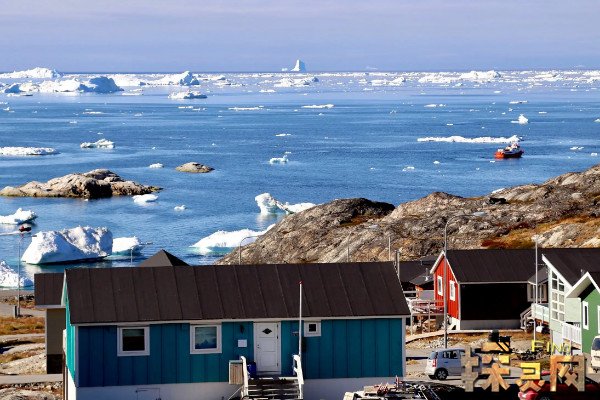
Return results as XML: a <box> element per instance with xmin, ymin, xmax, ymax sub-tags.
<box><xmin>570</xmin><ymin>146</ymin><xmax>584</xmax><ymax>151</ymax></box>
<box><xmin>168</xmin><ymin>91</ymin><xmax>207</xmax><ymax>100</ymax></box>
<box><xmin>509</xmin><ymin>100</ymin><xmax>528</xmax><ymax>104</ymax></box>
<box><xmin>301</xmin><ymin>104</ymin><xmax>334</xmax><ymax>109</ymax></box>
<box><xmin>370</xmin><ymin>77</ymin><xmax>405</xmax><ymax>86</ymax></box>
<box><xmin>112</xmin><ymin>236</ymin><xmax>145</xmax><ymax>256</ymax></box>
<box><xmin>0</xmin><ymin>261</ymin><xmax>33</xmax><ymax>288</ymax></box>
<box><xmin>424</xmin><ymin>104</ymin><xmax>446</xmax><ymax>108</ymax></box>
<box><xmin>269</xmin><ymin>154</ymin><xmax>289</xmax><ymax>164</ymax></box>
<box><xmin>174</xmin><ymin>205</ymin><xmax>186</xmax><ymax>211</ymax></box>
<box><xmin>191</xmin><ymin>225</ymin><xmax>274</xmax><ymax>255</ymax></box>
<box><xmin>511</xmin><ymin>114</ymin><xmax>529</xmax><ymax>124</ymax></box>
<box><xmin>274</xmin><ymin>77</ymin><xmax>317</xmax><ymax>88</ymax></box>
<box><xmin>35</xmin><ymin>76</ymin><xmax>123</xmax><ymax>94</ymax></box>
<box><xmin>458</xmin><ymin>70</ymin><xmax>502</xmax><ymax>82</ymax></box>
<box><xmin>275</xmin><ymin>133</ymin><xmax>291</xmax><ymax>137</ymax></box>
<box><xmin>0</xmin><ymin>67</ymin><xmax>60</xmax><ymax>79</ymax></box>
<box><xmin>154</xmin><ymin>71</ymin><xmax>199</xmax><ymax>86</ymax></box>
<box><xmin>0</xmin><ymin>208</ymin><xmax>37</xmax><ymax>225</ymax></box>
<box><xmin>594</xmin><ymin>118</ymin><xmax>600</xmax><ymax>123</ymax></box>
<box><xmin>21</xmin><ymin>226</ymin><xmax>113</xmax><ymax>264</ymax></box>
<box><xmin>255</xmin><ymin>193</ymin><xmax>315</xmax><ymax>215</ymax></box>
<box><xmin>417</xmin><ymin>134</ymin><xmax>521</xmax><ymax>144</ymax></box>
<box><xmin>80</xmin><ymin>139</ymin><xmax>114</xmax><ymax>149</ymax></box>
<box><xmin>0</xmin><ymin>147</ymin><xmax>58</xmax><ymax>156</ymax></box>
<box><xmin>229</xmin><ymin>106</ymin><xmax>264</xmax><ymax>111</ymax></box>
<box><xmin>148</xmin><ymin>163</ymin><xmax>164</xmax><ymax>168</ymax></box>
<box><xmin>402</xmin><ymin>166</ymin><xmax>415</xmax><ymax>172</ymax></box>
<box><xmin>133</xmin><ymin>194</ymin><xmax>158</xmax><ymax>204</ymax></box>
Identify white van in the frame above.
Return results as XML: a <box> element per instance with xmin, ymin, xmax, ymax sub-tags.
<box><xmin>592</xmin><ymin>335</ymin><xmax>600</xmax><ymax>372</ymax></box>
<box><xmin>425</xmin><ymin>348</ymin><xmax>465</xmax><ymax>380</ymax></box>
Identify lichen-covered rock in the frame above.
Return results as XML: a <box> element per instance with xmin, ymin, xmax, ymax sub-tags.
<box><xmin>218</xmin><ymin>163</ymin><xmax>600</xmax><ymax>264</ymax></box>
<box><xmin>176</xmin><ymin>162</ymin><xmax>214</xmax><ymax>173</ymax></box>
<box><xmin>0</xmin><ymin>169</ymin><xmax>160</xmax><ymax>199</ymax></box>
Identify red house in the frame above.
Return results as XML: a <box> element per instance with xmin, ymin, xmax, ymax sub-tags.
<box><xmin>431</xmin><ymin>249</ymin><xmax>535</xmax><ymax>330</ymax></box>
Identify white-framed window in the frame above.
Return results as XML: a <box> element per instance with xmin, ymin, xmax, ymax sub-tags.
<box><xmin>117</xmin><ymin>326</ymin><xmax>149</xmax><ymax>356</ymax></box>
<box><xmin>190</xmin><ymin>324</ymin><xmax>222</xmax><ymax>354</ymax></box>
<box><xmin>549</xmin><ymin>271</ymin><xmax>565</xmax><ymax>322</ymax></box>
<box><xmin>449</xmin><ymin>280</ymin><xmax>456</xmax><ymax>301</ymax></box>
<box><xmin>304</xmin><ymin>321</ymin><xmax>321</xmax><ymax>337</ymax></box>
<box><xmin>583</xmin><ymin>301</ymin><xmax>589</xmax><ymax>329</ymax></box>
<box><xmin>437</xmin><ymin>276</ymin><xmax>443</xmax><ymax>295</ymax></box>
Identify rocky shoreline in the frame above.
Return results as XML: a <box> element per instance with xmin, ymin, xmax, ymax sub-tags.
<box><xmin>218</xmin><ymin>163</ymin><xmax>600</xmax><ymax>264</ymax></box>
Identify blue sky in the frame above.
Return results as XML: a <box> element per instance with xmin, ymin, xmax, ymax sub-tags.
<box><xmin>1</xmin><ymin>0</ymin><xmax>599</xmax><ymax>72</ymax></box>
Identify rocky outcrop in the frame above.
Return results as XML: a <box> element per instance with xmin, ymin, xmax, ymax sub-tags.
<box><xmin>0</xmin><ymin>169</ymin><xmax>160</xmax><ymax>199</ymax></box>
<box><xmin>176</xmin><ymin>162</ymin><xmax>214</xmax><ymax>173</ymax></box>
<box><xmin>218</xmin><ymin>164</ymin><xmax>600</xmax><ymax>264</ymax></box>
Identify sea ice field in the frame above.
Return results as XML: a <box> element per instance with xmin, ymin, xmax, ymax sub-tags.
<box><xmin>1</xmin><ymin>68</ymin><xmax>600</xmax><ymax>285</ymax></box>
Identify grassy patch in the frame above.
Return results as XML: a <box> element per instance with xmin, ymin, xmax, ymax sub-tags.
<box><xmin>0</xmin><ymin>316</ymin><xmax>44</xmax><ymax>335</ymax></box>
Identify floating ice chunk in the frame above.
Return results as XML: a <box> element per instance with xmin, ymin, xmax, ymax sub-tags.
<box><xmin>80</xmin><ymin>139</ymin><xmax>114</xmax><ymax>149</ymax></box>
<box><xmin>591</xmin><ymin>153</ymin><xmax>598</xmax><ymax>157</ymax></box>
<box><xmin>424</xmin><ymin>104</ymin><xmax>446</xmax><ymax>108</ymax></box>
<box><xmin>0</xmin><ymin>261</ymin><xmax>32</xmax><ymax>288</ymax></box>
<box><xmin>21</xmin><ymin>226</ymin><xmax>112</xmax><ymax>264</ymax></box>
<box><xmin>301</xmin><ymin>104</ymin><xmax>334</xmax><ymax>109</ymax></box>
<box><xmin>402</xmin><ymin>166</ymin><xmax>415</xmax><ymax>172</ymax></box>
<box><xmin>291</xmin><ymin>59</ymin><xmax>306</xmax><ymax>72</ymax></box>
<box><xmin>511</xmin><ymin>114</ymin><xmax>528</xmax><ymax>124</ymax></box>
<box><xmin>168</xmin><ymin>91</ymin><xmax>207</xmax><ymax>100</ymax></box>
<box><xmin>459</xmin><ymin>70</ymin><xmax>501</xmax><ymax>81</ymax></box>
<box><xmin>259</xmin><ymin>89</ymin><xmax>276</xmax><ymax>93</ymax></box>
<box><xmin>133</xmin><ymin>194</ymin><xmax>158</xmax><ymax>204</ymax></box>
<box><xmin>154</xmin><ymin>71</ymin><xmax>199</xmax><ymax>86</ymax></box>
<box><xmin>1</xmin><ymin>83</ymin><xmax>22</xmax><ymax>94</ymax></box>
<box><xmin>191</xmin><ymin>225</ymin><xmax>274</xmax><ymax>255</ymax></box>
<box><xmin>275</xmin><ymin>133</ymin><xmax>291</xmax><ymax>137</ymax></box>
<box><xmin>595</xmin><ymin>118</ymin><xmax>600</xmax><ymax>123</ymax></box>
<box><xmin>417</xmin><ymin>134</ymin><xmax>521</xmax><ymax>144</ymax></box>
<box><xmin>0</xmin><ymin>67</ymin><xmax>60</xmax><ymax>79</ymax></box>
<box><xmin>0</xmin><ymin>208</ymin><xmax>37</xmax><ymax>225</ymax></box>
<box><xmin>269</xmin><ymin>154</ymin><xmax>289</xmax><ymax>164</ymax></box>
<box><xmin>229</xmin><ymin>106</ymin><xmax>264</xmax><ymax>111</ymax></box>
<box><xmin>0</xmin><ymin>147</ymin><xmax>58</xmax><ymax>156</ymax></box>
<box><xmin>274</xmin><ymin>77</ymin><xmax>316</xmax><ymax>87</ymax></box>
<box><xmin>370</xmin><ymin>77</ymin><xmax>406</xmax><ymax>86</ymax></box>
<box><xmin>112</xmin><ymin>236</ymin><xmax>144</xmax><ymax>256</ymax></box>
<box><xmin>255</xmin><ymin>193</ymin><xmax>315</xmax><ymax>215</ymax></box>
<box><xmin>538</xmin><ymin>111</ymin><xmax>547</xmax><ymax>114</ymax></box>
<box><xmin>446</xmin><ymin>123</ymin><xmax>454</xmax><ymax>126</ymax></box>
<box><xmin>148</xmin><ymin>163</ymin><xmax>164</xmax><ymax>168</ymax></box>
<box><xmin>570</xmin><ymin>146</ymin><xmax>584</xmax><ymax>151</ymax></box>
<box><xmin>82</xmin><ymin>111</ymin><xmax>103</xmax><ymax>115</ymax></box>
<box><xmin>433</xmin><ymin>160</ymin><xmax>441</xmax><ymax>165</ymax></box>
<box><xmin>174</xmin><ymin>205</ymin><xmax>187</xmax><ymax>211</ymax></box>
<box><xmin>509</xmin><ymin>100</ymin><xmax>528</xmax><ymax>104</ymax></box>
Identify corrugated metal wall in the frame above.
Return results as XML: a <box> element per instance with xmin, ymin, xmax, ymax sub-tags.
<box><xmin>73</xmin><ymin>318</ymin><xmax>404</xmax><ymax>388</ymax></box>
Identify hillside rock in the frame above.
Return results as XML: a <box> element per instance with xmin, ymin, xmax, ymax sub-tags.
<box><xmin>218</xmin><ymin>163</ymin><xmax>600</xmax><ymax>264</ymax></box>
<box><xmin>176</xmin><ymin>162</ymin><xmax>214</xmax><ymax>173</ymax></box>
<box><xmin>0</xmin><ymin>169</ymin><xmax>160</xmax><ymax>199</ymax></box>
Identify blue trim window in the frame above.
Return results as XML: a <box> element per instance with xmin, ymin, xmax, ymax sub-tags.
<box><xmin>190</xmin><ymin>325</ymin><xmax>222</xmax><ymax>354</ymax></box>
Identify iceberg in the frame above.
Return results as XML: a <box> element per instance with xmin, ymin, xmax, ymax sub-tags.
<box><xmin>0</xmin><ymin>147</ymin><xmax>58</xmax><ymax>156</ymax></box>
<box><xmin>21</xmin><ymin>226</ymin><xmax>113</xmax><ymax>264</ymax></box>
<box><xmin>255</xmin><ymin>193</ymin><xmax>315</xmax><ymax>215</ymax></box>
<box><xmin>1</xmin><ymin>83</ymin><xmax>22</xmax><ymax>94</ymax></box>
<box><xmin>0</xmin><ymin>261</ymin><xmax>32</xmax><ymax>288</ymax></box>
<box><xmin>112</xmin><ymin>236</ymin><xmax>144</xmax><ymax>256</ymax></box>
<box><xmin>269</xmin><ymin>154</ymin><xmax>289</xmax><ymax>164</ymax></box>
<box><xmin>155</xmin><ymin>71</ymin><xmax>199</xmax><ymax>86</ymax></box>
<box><xmin>80</xmin><ymin>139</ymin><xmax>114</xmax><ymax>149</ymax></box>
<box><xmin>291</xmin><ymin>59</ymin><xmax>306</xmax><ymax>72</ymax></box>
<box><xmin>133</xmin><ymin>194</ymin><xmax>158</xmax><ymax>204</ymax></box>
<box><xmin>191</xmin><ymin>225</ymin><xmax>274</xmax><ymax>255</ymax></box>
<box><xmin>148</xmin><ymin>163</ymin><xmax>164</xmax><ymax>168</ymax></box>
<box><xmin>458</xmin><ymin>70</ymin><xmax>501</xmax><ymax>81</ymax></box>
<box><xmin>301</xmin><ymin>104</ymin><xmax>334</xmax><ymax>109</ymax></box>
<box><xmin>511</xmin><ymin>114</ymin><xmax>529</xmax><ymax>124</ymax></box>
<box><xmin>168</xmin><ymin>91</ymin><xmax>207</xmax><ymax>100</ymax></box>
<box><xmin>417</xmin><ymin>134</ymin><xmax>522</xmax><ymax>144</ymax></box>
<box><xmin>0</xmin><ymin>67</ymin><xmax>60</xmax><ymax>79</ymax></box>
<box><xmin>0</xmin><ymin>208</ymin><xmax>37</xmax><ymax>225</ymax></box>
<box><xmin>34</xmin><ymin>76</ymin><xmax>123</xmax><ymax>94</ymax></box>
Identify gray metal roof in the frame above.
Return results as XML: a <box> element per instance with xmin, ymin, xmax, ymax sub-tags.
<box><xmin>542</xmin><ymin>248</ymin><xmax>600</xmax><ymax>285</ymax></box>
<box><xmin>34</xmin><ymin>272</ymin><xmax>64</xmax><ymax>307</ymax></box>
<box><xmin>445</xmin><ymin>249</ymin><xmax>536</xmax><ymax>283</ymax></box>
<box><xmin>138</xmin><ymin>249</ymin><xmax>189</xmax><ymax>267</ymax></box>
<box><xmin>65</xmin><ymin>262</ymin><xmax>409</xmax><ymax>324</ymax></box>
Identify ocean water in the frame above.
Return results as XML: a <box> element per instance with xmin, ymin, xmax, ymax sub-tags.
<box><xmin>1</xmin><ymin>71</ymin><xmax>599</xmax><ymax>283</ymax></box>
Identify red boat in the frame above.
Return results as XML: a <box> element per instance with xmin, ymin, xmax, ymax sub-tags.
<box><xmin>495</xmin><ymin>142</ymin><xmax>524</xmax><ymax>159</ymax></box>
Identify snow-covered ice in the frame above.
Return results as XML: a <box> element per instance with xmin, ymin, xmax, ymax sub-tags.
<box><xmin>154</xmin><ymin>71</ymin><xmax>199</xmax><ymax>86</ymax></box>
<box><xmin>0</xmin><ymin>208</ymin><xmax>37</xmax><ymax>225</ymax></box>
<box><xmin>513</xmin><ymin>114</ymin><xmax>529</xmax><ymax>124</ymax></box>
<box><xmin>255</xmin><ymin>193</ymin><xmax>315</xmax><ymax>215</ymax></box>
<box><xmin>21</xmin><ymin>226</ymin><xmax>113</xmax><ymax>264</ymax></box>
<box><xmin>269</xmin><ymin>154</ymin><xmax>289</xmax><ymax>164</ymax></box>
<box><xmin>191</xmin><ymin>225</ymin><xmax>274</xmax><ymax>255</ymax></box>
<box><xmin>80</xmin><ymin>139</ymin><xmax>114</xmax><ymax>149</ymax></box>
<box><xmin>0</xmin><ymin>147</ymin><xmax>58</xmax><ymax>156</ymax></box>
<box><xmin>0</xmin><ymin>67</ymin><xmax>60</xmax><ymax>79</ymax></box>
<box><xmin>168</xmin><ymin>91</ymin><xmax>207</xmax><ymax>100</ymax></box>
<box><xmin>112</xmin><ymin>236</ymin><xmax>144</xmax><ymax>256</ymax></box>
<box><xmin>417</xmin><ymin>134</ymin><xmax>521</xmax><ymax>144</ymax></box>
<box><xmin>133</xmin><ymin>194</ymin><xmax>158</xmax><ymax>204</ymax></box>
<box><xmin>0</xmin><ymin>261</ymin><xmax>33</xmax><ymax>288</ymax></box>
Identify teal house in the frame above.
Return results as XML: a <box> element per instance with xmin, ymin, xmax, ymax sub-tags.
<box><xmin>62</xmin><ymin>262</ymin><xmax>409</xmax><ymax>400</ymax></box>
<box><xmin>566</xmin><ymin>271</ymin><xmax>600</xmax><ymax>356</ymax></box>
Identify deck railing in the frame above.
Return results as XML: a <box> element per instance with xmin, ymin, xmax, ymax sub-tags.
<box><xmin>561</xmin><ymin>322</ymin><xmax>582</xmax><ymax>347</ymax></box>
<box><xmin>532</xmin><ymin>303</ymin><xmax>550</xmax><ymax>324</ymax></box>
<box><xmin>240</xmin><ymin>356</ymin><xmax>249</xmax><ymax>398</ymax></box>
<box><xmin>293</xmin><ymin>354</ymin><xmax>304</xmax><ymax>399</ymax></box>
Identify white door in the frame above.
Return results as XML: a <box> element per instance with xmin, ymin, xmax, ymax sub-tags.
<box><xmin>254</xmin><ymin>322</ymin><xmax>280</xmax><ymax>374</ymax></box>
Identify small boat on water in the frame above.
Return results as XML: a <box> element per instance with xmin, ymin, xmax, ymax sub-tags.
<box><xmin>495</xmin><ymin>142</ymin><xmax>524</xmax><ymax>159</ymax></box>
